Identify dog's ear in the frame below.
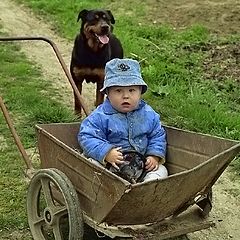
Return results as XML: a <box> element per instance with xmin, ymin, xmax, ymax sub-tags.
<box><xmin>107</xmin><ymin>10</ymin><xmax>115</xmax><ymax>24</ymax></box>
<box><xmin>77</xmin><ymin>9</ymin><xmax>89</xmax><ymax>22</ymax></box>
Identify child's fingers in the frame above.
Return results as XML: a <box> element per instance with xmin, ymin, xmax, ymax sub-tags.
<box><xmin>153</xmin><ymin>164</ymin><xmax>159</xmax><ymax>171</ymax></box>
<box><xmin>116</xmin><ymin>159</ymin><xmax>124</xmax><ymax>165</ymax></box>
<box><xmin>145</xmin><ymin>161</ymin><xmax>153</xmax><ymax>170</ymax></box>
<box><xmin>112</xmin><ymin>162</ymin><xmax>120</xmax><ymax>170</ymax></box>
<box><xmin>117</xmin><ymin>154</ymin><xmax>124</xmax><ymax>160</ymax></box>
<box><xmin>145</xmin><ymin>160</ymin><xmax>158</xmax><ymax>171</ymax></box>
<box><xmin>115</xmin><ymin>146</ymin><xmax>122</xmax><ymax>152</ymax></box>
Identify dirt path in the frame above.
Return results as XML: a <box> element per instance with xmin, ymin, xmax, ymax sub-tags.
<box><xmin>0</xmin><ymin>0</ymin><xmax>240</xmax><ymax>239</ymax></box>
<box><xmin>0</xmin><ymin>0</ymin><xmax>95</xmax><ymax>110</ymax></box>
<box><xmin>146</xmin><ymin>0</ymin><xmax>240</xmax><ymax>35</ymax></box>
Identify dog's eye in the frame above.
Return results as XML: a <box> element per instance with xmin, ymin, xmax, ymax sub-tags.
<box><xmin>102</xmin><ymin>14</ymin><xmax>106</xmax><ymax>19</ymax></box>
<box><xmin>95</xmin><ymin>14</ymin><xmax>99</xmax><ymax>19</ymax></box>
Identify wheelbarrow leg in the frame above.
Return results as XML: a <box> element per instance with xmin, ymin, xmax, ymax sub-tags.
<box><xmin>196</xmin><ymin>189</ymin><xmax>213</xmax><ymax>217</ymax></box>
<box><xmin>172</xmin><ymin>188</ymin><xmax>213</xmax><ymax>218</ymax></box>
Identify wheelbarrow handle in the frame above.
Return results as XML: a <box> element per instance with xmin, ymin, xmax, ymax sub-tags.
<box><xmin>0</xmin><ymin>96</ymin><xmax>34</xmax><ymax>171</ymax></box>
<box><xmin>0</xmin><ymin>36</ymin><xmax>90</xmax><ymax>116</ymax></box>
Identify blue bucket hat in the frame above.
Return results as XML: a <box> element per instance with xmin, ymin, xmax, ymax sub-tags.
<box><xmin>100</xmin><ymin>58</ymin><xmax>148</xmax><ymax>94</ymax></box>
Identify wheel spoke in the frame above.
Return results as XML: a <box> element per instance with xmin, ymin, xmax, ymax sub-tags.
<box><xmin>27</xmin><ymin>169</ymin><xmax>83</xmax><ymax>239</ymax></box>
<box><xmin>41</xmin><ymin>178</ymin><xmax>54</xmax><ymax>207</ymax></box>
<box><xmin>54</xmin><ymin>206</ymin><xmax>68</xmax><ymax>219</ymax></box>
<box><xmin>32</xmin><ymin>216</ymin><xmax>46</xmax><ymax>227</ymax></box>
<box><xmin>53</xmin><ymin>219</ymin><xmax>63</xmax><ymax>239</ymax></box>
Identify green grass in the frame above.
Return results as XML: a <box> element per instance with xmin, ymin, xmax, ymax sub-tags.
<box><xmin>13</xmin><ymin>0</ymin><xmax>240</xmax><ymax>141</ymax></box>
<box><xmin>0</xmin><ymin>28</ymin><xmax>76</xmax><ymax>235</ymax></box>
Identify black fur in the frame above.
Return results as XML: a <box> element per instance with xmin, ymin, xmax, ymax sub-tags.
<box><xmin>109</xmin><ymin>151</ymin><xmax>147</xmax><ymax>184</ymax></box>
<box><xmin>70</xmin><ymin>9</ymin><xmax>123</xmax><ymax>115</ymax></box>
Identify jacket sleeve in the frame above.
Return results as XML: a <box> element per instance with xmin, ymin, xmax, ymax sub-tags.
<box><xmin>145</xmin><ymin>111</ymin><xmax>166</xmax><ymax>160</ymax></box>
<box><xmin>77</xmin><ymin>114</ymin><xmax>114</xmax><ymax>163</ymax></box>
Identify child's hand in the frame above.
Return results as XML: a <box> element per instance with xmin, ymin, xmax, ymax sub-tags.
<box><xmin>145</xmin><ymin>156</ymin><xmax>159</xmax><ymax>171</ymax></box>
<box><xmin>105</xmin><ymin>147</ymin><xmax>124</xmax><ymax>170</ymax></box>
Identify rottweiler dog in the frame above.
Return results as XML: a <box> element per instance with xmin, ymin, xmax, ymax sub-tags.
<box><xmin>70</xmin><ymin>9</ymin><xmax>124</xmax><ymax>115</ymax></box>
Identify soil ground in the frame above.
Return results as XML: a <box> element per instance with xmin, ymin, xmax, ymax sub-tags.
<box><xmin>0</xmin><ymin>0</ymin><xmax>240</xmax><ymax>239</ymax></box>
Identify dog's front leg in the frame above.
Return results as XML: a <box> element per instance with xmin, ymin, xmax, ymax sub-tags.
<box><xmin>95</xmin><ymin>68</ymin><xmax>105</xmax><ymax>106</ymax></box>
<box><xmin>74</xmin><ymin>80</ymin><xmax>83</xmax><ymax>116</ymax></box>
<box><xmin>96</xmin><ymin>81</ymin><xmax>104</xmax><ymax>106</ymax></box>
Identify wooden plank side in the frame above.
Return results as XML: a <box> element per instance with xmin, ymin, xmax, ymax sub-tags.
<box><xmin>166</xmin><ymin>145</ymin><xmax>209</xmax><ymax>173</ymax></box>
<box><xmin>36</xmin><ymin>123</ymin><xmax>240</xmax><ymax>226</ymax></box>
<box><xmin>165</xmin><ymin>126</ymin><xmax>237</xmax><ymax>157</ymax></box>
<box><xmin>37</xmin><ymin>129</ymin><xmax>129</xmax><ymax>223</ymax></box>
<box><xmin>104</xmin><ymin>147</ymin><xmax>240</xmax><ymax>225</ymax></box>
<box><xmin>36</xmin><ymin>122</ymin><xmax>81</xmax><ymax>150</ymax></box>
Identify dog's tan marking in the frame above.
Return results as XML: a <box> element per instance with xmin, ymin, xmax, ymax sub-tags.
<box><xmin>73</xmin><ymin>67</ymin><xmax>105</xmax><ymax>80</ymax></box>
<box><xmin>83</xmin><ymin>23</ymin><xmax>107</xmax><ymax>51</ymax></box>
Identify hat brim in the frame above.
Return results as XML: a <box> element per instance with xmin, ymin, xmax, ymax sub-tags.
<box><xmin>100</xmin><ymin>76</ymin><xmax>148</xmax><ymax>94</ymax></box>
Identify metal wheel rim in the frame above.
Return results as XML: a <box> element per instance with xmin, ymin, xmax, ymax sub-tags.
<box><xmin>27</xmin><ymin>168</ymin><xmax>83</xmax><ymax>240</ymax></box>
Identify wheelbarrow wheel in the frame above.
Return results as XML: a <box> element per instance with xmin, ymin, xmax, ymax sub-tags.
<box><xmin>27</xmin><ymin>168</ymin><xmax>83</xmax><ymax>240</ymax></box>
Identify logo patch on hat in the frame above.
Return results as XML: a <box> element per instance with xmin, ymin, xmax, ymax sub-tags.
<box><xmin>117</xmin><ymin>63</ymin><xmax>130</xmax><ymax>71</ymax></box>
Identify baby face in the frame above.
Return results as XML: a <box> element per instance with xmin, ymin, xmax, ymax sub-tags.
<box><xmin>107</xmin><ymin>86</ymin><xmax>142</xmax><ymax>113</ymax></box>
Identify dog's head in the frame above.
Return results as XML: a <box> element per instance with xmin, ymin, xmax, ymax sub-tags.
<box><xmin>77</xmin><ymin>9</ymin><xmax>115</xmax><ymax>45</ymax></box>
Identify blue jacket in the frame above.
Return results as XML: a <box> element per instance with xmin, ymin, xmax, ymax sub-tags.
<box><xmin>78</xmin><ymin>98</ymin><xmax>166</xmax><ymax>163</ymax></box>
